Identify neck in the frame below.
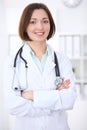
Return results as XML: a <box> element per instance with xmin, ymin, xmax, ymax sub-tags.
<box><xmin>28</xmin><ymin>41</ymin><xmax>47</xmax><ymax>60</ymax></box>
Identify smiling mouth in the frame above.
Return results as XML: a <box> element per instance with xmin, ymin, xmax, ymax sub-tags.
<box><xmin>34</xmin><ymin>32</ymin><xmax>44</xmax><ymax>36</ymax></box>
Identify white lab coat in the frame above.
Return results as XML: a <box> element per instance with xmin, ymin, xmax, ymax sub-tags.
<box><xmin>4</xmin><ymin>44</ymin><xmax>77</xmax><ymax>130</ymax></box>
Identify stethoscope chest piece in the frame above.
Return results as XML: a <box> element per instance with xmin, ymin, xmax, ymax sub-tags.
<box><xmin>55</xmin><ymin>76</ymin><xmax>62</xmax><ymax>87</ymax></box>
<box><xmin>54</xmin><ymin>52</ymin><xmax>62</xmax><ymax>87</ymax></box>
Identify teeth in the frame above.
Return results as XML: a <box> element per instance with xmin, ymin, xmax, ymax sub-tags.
<box><xmin>35</xmin><ymin>32</ymin><xmax>44</xmax><ymax>35</ymax></box>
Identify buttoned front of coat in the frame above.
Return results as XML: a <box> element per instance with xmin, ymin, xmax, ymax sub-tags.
<box><xmin>4</xmin><ymin>44</ymin><xmax>77</xmax><ymax>130</ymax></box>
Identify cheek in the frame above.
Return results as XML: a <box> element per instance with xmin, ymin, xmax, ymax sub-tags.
<box><xmin>47</xmin><ymin>25</ymin><xmax>50</xmax><ymax>33</ymax></box>
<box><xmin>26</xmin><ymin>28</ymin><xmax>33</xmax><ymax>38</ymax></box>
<box><xmin>26</xmin><ymin>27</ymin><xmax>30</xmax><ymax>34</ymax></box>
<box><xmin>45</xmin><ymin>26</ymin><xmax>50</xmax><ymax>34</ymax></box>
<box><xmin>26</xmin><ymin>25</ymin><xmax>33</xmax><ymax>33</ymax></box>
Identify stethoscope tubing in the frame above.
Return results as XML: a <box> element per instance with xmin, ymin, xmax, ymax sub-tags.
<box><xmin>12</xmin><ymin>46</ymin><xmax>62</xmax><ymax>91</ymax></box>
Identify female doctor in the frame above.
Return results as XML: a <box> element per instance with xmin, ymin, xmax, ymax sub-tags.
<box><xmin>4</xmin><ymin>3</ymin><xmax>77</xmax><ymax>130</ymax></box>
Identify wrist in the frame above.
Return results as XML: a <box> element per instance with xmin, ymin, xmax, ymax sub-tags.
<box><xmin>21</xmin><ymin>90</ymin><xmax>34</xmax><ymax>101</ymax></box>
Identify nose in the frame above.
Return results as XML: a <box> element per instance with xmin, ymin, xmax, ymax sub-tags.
<box><xmin>37</xmin><ymin>21</ymin><xmax>43</xmax><ymax>30</ymax></box>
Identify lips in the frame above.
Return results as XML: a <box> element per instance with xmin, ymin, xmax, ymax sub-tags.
<box><xmin>34</xmin><ymin>32</ymin><xmax>44</xmax><ymax>36</ymax></box>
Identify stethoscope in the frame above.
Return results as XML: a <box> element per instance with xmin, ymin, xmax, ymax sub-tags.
<box><xmin>12</xmin><ymin>45</ymin><xmax>62</xmax><ymax>91</ymax></box>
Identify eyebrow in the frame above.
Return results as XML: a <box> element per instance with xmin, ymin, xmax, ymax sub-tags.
<box><xmin>30</xmin><ymin>17</ymin><xmax>49</xmax><ymax>20</ymax></box>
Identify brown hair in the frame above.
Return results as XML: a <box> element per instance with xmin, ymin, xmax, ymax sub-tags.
<box><xmin>19</xmin><ymin>3</ymin><xmax>56</xmax><ymax>41</ymax></box>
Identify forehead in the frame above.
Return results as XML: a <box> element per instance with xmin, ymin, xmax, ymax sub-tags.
<box><xmin>31</xmin><ymin>9</ymin><xmax>49</xmax><ymax>19</ymax></box>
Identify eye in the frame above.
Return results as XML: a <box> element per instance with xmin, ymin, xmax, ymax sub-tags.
<box><xmin>29</xmin><ymin>20</ymin><xmax>36</xmax><ymax>24</ymax></box>
<box><xmin>43</xmin><ymin>20</ymin><xmax>49</xmax><ymax>24</ymax></box>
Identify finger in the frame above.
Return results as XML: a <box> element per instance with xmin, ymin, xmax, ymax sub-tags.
<box><xmin>64</xmin><ymin>79</ymin><xmax>70</xmax><ymax>84</ymax></box>
<box><xmin>57</xmin><ymin>84</ymin><xmax>70</xmax><ymax>90</ymax></box>
<box><xmin>63</xmin><ymin>80</ymin><xmax>71</xmax><ymax>87</ymax></box>
<box><xmin>56</xmin><ymin>79</ymin><xmax>71</xmax><ymax>90</ymax></box>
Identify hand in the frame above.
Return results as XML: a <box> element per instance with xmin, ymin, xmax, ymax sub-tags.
<box><xmin>56</xmin><ymin>79</ymin><xmax>70</xmax><ymax>91</ymax></box>
<box><xmin>21</xmin><ymin>90</ymin><xmax>33</xmax><ymax>101</ymax></box>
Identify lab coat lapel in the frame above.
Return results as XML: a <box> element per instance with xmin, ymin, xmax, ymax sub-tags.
<box><xmin>18</xmin><ymin>43</ymin><xmax>56</xmax><ymax>90</ymax></box>
<box><xmin>47</xmin><ymin>56</ymin><xmax>55</xmax><ymax>71</ymax></box>
<box><xmin>43</xmin><ymin>52</ymin><xmax>56</xmax><ymax>77</ymax></box>
<box><xmin>22</xmin><ymin>44</ymin><xmax>43</xmax><ymax>76</ymax></box>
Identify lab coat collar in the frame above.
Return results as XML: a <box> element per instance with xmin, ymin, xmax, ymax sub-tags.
<box><xmin>22</xmin><ymin>43</ymin><xmax>56</xmax><ymax>74</ymax></box>
<box><xmin>22</xmin><ymin>43</ymin><xmax>55</xmax><ymax>62</ymax></box>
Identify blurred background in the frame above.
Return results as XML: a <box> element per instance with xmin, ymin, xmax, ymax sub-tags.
<box><xmin>0</xmin><ymin>0</ymin><xmax>87</xmax><ymax>130</ymax></box>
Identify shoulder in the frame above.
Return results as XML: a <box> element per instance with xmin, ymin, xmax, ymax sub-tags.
<box><xmin>53</xmin><ymin>51</ymin><xmax>72</xmax><ymax>68</ymax></box>
<box><xmin>56</xmin><ymin>51</ymin><xmax>70</xmax><ymax>61</ymax></box>
<box><xmin>47</xmin><ymin>44</ymin><xmax>71</xmax><ymax>64</ymax></box>
<box><xmin>47</xmin><ymin>44</ymin><xmax>66</xmax><ymax>58</ymax></box>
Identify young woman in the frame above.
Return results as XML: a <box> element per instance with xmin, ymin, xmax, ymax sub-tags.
<box><xmin>4</xmin><ymin>3</ymin><xmax>76</xmax><ymax>130</ymax></box>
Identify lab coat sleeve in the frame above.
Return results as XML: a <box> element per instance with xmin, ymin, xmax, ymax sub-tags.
<box><xmin>3</xmin><ymin>56</ymin><xmax>51</xmax><ymax>117</ymax></box>
<box><xmin>33</xmin><ymin>54</ymin><xmax>77</xmax><ymax>110</ymax></box>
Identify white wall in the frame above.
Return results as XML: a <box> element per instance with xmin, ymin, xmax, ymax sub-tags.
<box><xmin>56</xmin><ymin>0</ymin><xmax>87</xmax><ymax>34</ymax></box>
<box><xmin>5</xmin><ymin>0</ymin><xmax>87</xmax><ymax>34</ymax></box>
<box><xmin>0</xmin><ymin>1</ymin><xmax>9</xmax><ymax>130</ymax></box>
<box><xmin>1</xmin><ymin>0</ymin><xmax>87</xmax><ymax>130</ymax></box>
